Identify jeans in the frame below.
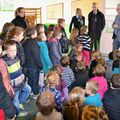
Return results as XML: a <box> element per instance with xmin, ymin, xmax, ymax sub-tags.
<box><xmin>113</xmin><ymin>38</ymin><xmax>120</xmax><ymax>50</ymax></box>
<box><xmin>27</xmin><ymin>67</ymin><xmax>39</xmax><ymax>95</ymax></box>
<box><xmin>13</xmin><ymin>83</ymin><xmax>31</xmax><ymax>113</ymax></box>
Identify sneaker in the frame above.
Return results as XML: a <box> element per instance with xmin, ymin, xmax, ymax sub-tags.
<box><xmin>17</xmin><ymin>110</ymin><xmax>28</xmax><ymax>117</ymax></box>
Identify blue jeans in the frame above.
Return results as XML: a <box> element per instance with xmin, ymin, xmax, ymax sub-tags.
<box><xmin>113</xmin><ymin>38</ymin><xmax>120</xmax><ymax>50</ymax></box>
<box><xmin>27</xmin><ymin>67</ymin><xmax>39</xmax><ymax>95</ymax></box>
<box><xmin>13</xmin><ymin>83</ymin><xmax>31</xmax><ymax>113</ymax></box>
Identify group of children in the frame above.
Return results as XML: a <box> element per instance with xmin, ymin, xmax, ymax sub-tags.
<box><xmin>0</xmin><ymin>15</ymin><xmax>120</xmax><ymax>120</ymax></box>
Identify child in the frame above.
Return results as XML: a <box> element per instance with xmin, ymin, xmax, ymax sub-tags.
<box><xmin>70</xmin><ymin>28</ymin><xmax>79</xmax><ymax>46</ymax></box>
<box><xmin>56</xmin><ymin>18</ymin><xmax>69</xmax><ymax>53</ymax></box>
<box><xmin>52</xmin><ymin>65</ymin><xmax>69</xmax><ymax>101</ymax></box>
<box><xmin>63</xmin><ymin>87</ymin><xmax>85</xmax><ymax>120</ymax></box>
<box><xmin>0</xmin><ymin>42</ymin><xmax>14</xmax><ymax>98</ymax></box>
<box><xmin>48</xmin><ymin>30</ymin><xmax>62</xmax><ymax>66</ymax></box>
<box><xmin>23</xmin><ymin>26</ymin><xmax>43</xmax><ymax>95</ymax></box>
<box><xmin>37</xmin><ymin>32</ymin><xmax>53</xmax><ymax>74</ymax></box>
<box><xmin>103</xmin><ymin>74</ymin><xmax>120</xmax><ymax>120</ymax></box>
<box><xmin>74</xmin><ymin>61</ymin><xmax>89</xmax><ymax>88</ymax></box>
<box><xmin>3</xmin><ymin>40</ymin><xmax>31</xmax><ymax>115</ymax></box>
<box><xmin>82</xmin><ymin>105</ymin><xmax>109</xmax><ymax>120</ymax></box>
<box><xmin>60</xmin><ymin>56</ymin><xmax>75</xmax><ymax>91</ymax></box>
<box><xmin>105</xmin><ymin>51</ymin><xmax>114</xmax><ymax>80</ymax></box>
<box><xmin>78</xmin><ymin>25</ymin><xmax>91</xmax><ymax>67</ymax></box>
<box><xmin>36</xmin><ymin>91</ymin><xmax>63</xmax><ymax>120</ymax></box>
<box><xmin>91</xmin><ymin>64</ymin><xmax>108</xmax><ymax>99</ymax></box>
<box><xmin>89</xmin><ymin>50</ymin><xmax>102</xmax><ymax>78</ymax></box>
<box><xmin>41</xmin><ymin>71</ymin><xmax>62</xmax><ymax>111</ymax></box>
<box><xmin>84</xmin><ymin>80</ymin><xmax>102</xmax><ymax>107</ymax></box>
<box><xmin>36</xmin><ymin>23</ymin><xmax>45</xmax><ymax>34</ymax></box>
<box><xmin>47</xmin><ymin>29</ymin><xmax>54</xmax><ymax>41</ymax></box>
<box><xmin>112</xmin><ymin>50</ymin><xmax>120</xmax><ymax>74</ymax></box>
<box><xmin>6</xmin><ymin>26</ymin><xmax>25</xmax><ymax>66</ymax></box>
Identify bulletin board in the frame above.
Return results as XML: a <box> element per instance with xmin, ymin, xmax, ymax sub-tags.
<box><xmin>46</xmin><ymin>3</ymin><xmax>63</xmax><ymax>19</ymax></box>
<box><xmin>71</xmin><ymin>0</ymin><xmax>103</xmax><ymax>18</ymax></box>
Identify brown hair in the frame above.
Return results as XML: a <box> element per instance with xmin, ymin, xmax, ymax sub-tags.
<box><xmin>6</xmin><ymin>26</ymin><xmax>24</xmax><ymax>40</ymax></box>
<box><xmin>57</xmin><ymin>18</ymin><xmax>65</xmax><ymax>25</ymax></box>
<box><xmin>51</xmin><ymin>65</ymin><xmax>63</xmax><ymax>76</ymax></box>
<box><xmin>94</xmin><ymin>64</ymin><xmax>105</xmax><ymax>76</ymax></box>
<box><xmin>63</xmin><ymin>87</ymin><xmax>85</xmax><ymax>120</ymax></box>
<box><xmin>77</xmin><ymin>61</ymin><xmax>86</xmax><ymax>70</ymax></box>
<box><xmin>52</xmin><ymin>30</ymin><xmax>62</xmax><ymax>38</ymax></box>
<box><xmin>70</xmin><ymin>28</ymin><xmax>79</xmax><ymax>45</ymax></box>
<box><xmin>97</xmin><ymin>58</ymin><xmax>106</xmax><ymax>67</ymax></box>
<box><xmin>36</xmin><ymin>91</ymin><xmax>55</xmax><ymax>115</ymax></box>
<box><xmin>4</xmin><ymin>40</ymin><xmax>16</xmax><ymax>50</ymax></box>
<box><xmin>60</xmin><ymin>56</ymin><xmax>70</xmax><ymax>67</ymax></box>
<box><xmin>80</xmin><ymin>26</ymin><xmax>88</xmax><ymax>35</ymax></box>
<box><xmin>115</xmin><ymin>50</ymin><xmax>120</xmax><ymax>60</ymax></box>
<box><xmin>36</xmin><ymin>24</ymin><xmax>44</xmax><ymax>34</ymax></box>
<box><xmin>91</xmin><ymin>50</ymin><xmax>101</xmax><ymax>60</ymax></box>
<box><xmin>86</xmin><ymin>80</ymin><xmax>99</xmax><ymax>94</ymax></box>
<box><xmin>82</xmin><ymin>105</ymin><xmax>109</xmax><ymax>120</ymax></box>
<box><xmin>73</xmin><ymin>43</ymin><xmax>83</xmax><ymax>55</ymax></box>
<box><xmin>24</xmin><ymin>26</ymin><xmax>36</xmax><ymax>37</ymax></box>
<box><xmin>15</xmin><ymin>7</ymin><xmax>25</xmax><ymax>17</ymax></box>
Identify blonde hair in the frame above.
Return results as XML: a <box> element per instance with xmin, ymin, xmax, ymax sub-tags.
<box><xmin>86</xmin><ymin>80</ymin><xmax>99</xmax><ymax>94</ymax></box>
<box><xmin>94</xmin><ymin>64</ymin><xmax>105</xmax><ymax>76</ymax></box>
<box><xmin>15</xmin><ymin>7</ymin><xmax>25</xmax><ymax>17</ymax></box>
<box><xmin>82</xmin><ymin>105</ymin><xmax>109</xmax><ymax>120</ymax></box>
<box><xmin>74</xmin><ymin>43</ymin><xmax>83</xmax><ymax>55</ymax></box>
<box><xmin>91</xmin><ymin>50</ymin><xmax>101</xmax><ymax>59</ymax></box>
<box><xmin>80</xmin><ymin>26</ymin><xmax>88</xmax><ymax>35</ymax></box>
<box><xmin>57</xmin><ymin>18</ymin><xmax>65</xmax><ymax>25</ymax></box>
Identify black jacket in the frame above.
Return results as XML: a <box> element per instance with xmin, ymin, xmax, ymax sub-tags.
<box><xmin>69</xmin><ymin>15</ymin><xmax>85</xmax><ymax>32</ymax></box>
<box><xmin>11</xmin><ymin>16</ymin><xmax>28</xmax><ymax>29</ymax></box>
<box><xmin>0</xmin><ymin>72</ymin><xmax>16</xmax><ymax>119</ymax></box>
<box><xmin>22</xmin><ymin>38</ymin><xmax>43</xmax><ymax>69</ymax></box>
<box><xmin>88</xmin><ymin>9</ymin><xmax>105</xmax><ymax>38</ymax></box>
<box><xmin>103</xmin><ymin>87</ymin><xmax>120</xmax><ymax>120</ymax></box>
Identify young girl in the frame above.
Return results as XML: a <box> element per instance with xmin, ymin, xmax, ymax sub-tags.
<box><xmin>63</xmin><ymin>87</ymin><xmax>85</xmax><ymax>120</ymax></box>
<box><xmin>41</xmin><ymin>71</ymin><xmax>62</xmax><ymax>111</ymax></box>
<box><xmin>48</xmin><ymin>30</ymin><xmax>62</xmax><ymax>66</ymax></box>
<box><xmin>0</xmin><ymin>42</ymin><xmax>14</xmax><ymax>98</ymax></box>
<box><xmin>47</xmin><ymin>29</ymin><xmax>54</xmax><ymax>41</ymax></box>
<box><xmin>36</xmin><ymin>91</ymin><xmax>63</xmax><ymax>120</ymax></box>
<box><xmin>37</xmin><ymin>32</ymin><xmax>53</xmax><ymax>74</ymax></box>
<box><xmin>91</xmin><ymin>64</ymin><xmax>108</xmax><ymax>99</ymax></box>
<box><xmin>89</xmin><ymin>50</ymin><xmax>102</xmax><ymax>78</ymax></box>
<box><xmin>70</xmin><ymin>28</ymin><xmax>79</xmax><ymax>46</ymax></box>
<box><xmin>6</xmin><ymin>26</ymin><xmax>25</xmax><ymax>66</ymax></box>
<box><xmin>78</xmin><ymin>25</ymin><xmax>91</xmax><ymax>67</ymax></box>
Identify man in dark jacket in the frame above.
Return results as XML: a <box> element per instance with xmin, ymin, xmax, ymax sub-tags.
<box><xmin>69</xmin><ymin>8</ymin><xmax>85</xmax><ymax>33</ymax></box>
<box><xmin>103</xmin><ymin>74</ymin><xmax>120</xmax><ymax>120</ymax></box>
<box><xmin>88</xmin><ymin>2</ymin><xmax>105</xmax><ymax>51</ymax></box>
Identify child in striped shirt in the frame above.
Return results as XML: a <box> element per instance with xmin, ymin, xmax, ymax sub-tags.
<box><xmin>78</xmin><ymin>25</ymin><xmax>91</xmax><ymax>67</ymax></box>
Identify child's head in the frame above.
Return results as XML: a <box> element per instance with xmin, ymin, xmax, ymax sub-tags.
<box><xmin>91</xmin><ymin>50</ymin><xmax>101</xmax><ymax>60</ymax></box>
<box><xmin>37</xmin><ymin>32</ymin><xmax>46</xmax><ymax>42</ymax></box>
<box><xmin>97</xmin><ymin>58</ymin><xmax>106</xmax><ymax>67</ymax></box>
<box><xmin>82</xmin><ymin>105</ymin><xmax>109</xmax><ymax>120</ymax></box>
<box><xmin>0</xmin><ymin>41</ymin><xmax>3</xmax><ymax>57</ymax></box>
<box><xmin>108</xmin><ymin>51</ymin><xmax>113</xmax><ymax>60</ymax></box>
<box><xmin>47</xmin><ymin>24</ymin><xmax>55</xmax><ymax>31</ymax></box>
<box><xmin>4</xmin><ymin>40</ymin><xmax>17</xmax><ymax>59</ymax></box>
<box><xmin>57</xmin><ymin>18</ymin><xmax>65</xmax><ymax>27</ymax></box>
<box><xmin>7</xmin><ymin>26</ymin><xmax>24</xmax><ymax>41</ymax></box>
<box><xmin>36</xmin><ymin>91</ymin><xmax>55</xmax><ymax>115</ymax></box>
<box><xmin>60</xmin><ymin>56</ymin><xmax>70</xmax><ymax>67</ymax></box>
<box><xmin>75</xmin><ymin>53</ymin><xmax>83</xmax><ymax>62</ymax></box>
<box><xmin>24</xmin><ymin>26</ymin><xmax>37</xmax><ymax>38</ymax></box>
<box><xmin>77</xmin><ymin>61</ymin><xmax>86</xmax><ymax>71</ymax></box>
<box><xmin>110</xmin><ymin>74</ymin><xmax>120</xmax><ymax>89</ymax></box>
<box><xmin>115</xmin><ymin>50</ymin><xmax>120</xmax><ymax>60</ymax></box>
<box><xmin>36</xmin><ymin>23</ymin><xmax>44</xmax><ymax>34</ymax></box>
<box><xmin>51</xmin><ymin>65</ymin><xmax>63</xmax><ymax>76</ymax></box>
<box><xmin>74</xmin><ymin>43</ymin><xmax>83</xmax><ymax>54</ymax></box>
<box><xmin>80</xmin><ymin>25</ymin><xmax>88</xmax><ymax>35</ymax></box>
<box><xmin>85</xmin><ymin>80</ymin><xmax>99</xmax><ymax>95</ymax></box>
<box><xmin>47</xmin><ymin>29</ymin><xmax>54</xmax><ymax>40</ymax></box>
<box><xmin>46</xmin><ymin>71</ymin><xmax>60</xmax><ymax>87</ymax></box>
<box><xmin>52</xmin><ymin>30</ymin><xmax>62</xmax><ymax>40</ymax></box>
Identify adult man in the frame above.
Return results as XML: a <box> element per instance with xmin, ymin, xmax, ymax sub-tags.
<box><xmin>112</xmin><ymin>3</ymin><xmax>120</xmax><ymax>50</ymax></box>
<box><xmin>88</xmin><ymin>3</ymin><xmax>105</xmax><ymax>51</ymax></box>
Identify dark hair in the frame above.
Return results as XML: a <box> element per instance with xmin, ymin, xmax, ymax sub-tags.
<box><xmin>60</xmin><ymin>56</ymin><xmax>70</xmax><ymax>67</ymax></box>
<box><xmin>108</xmin><ymin>51</ymin><xmax>113</xmax><ymax>60</ymax></box>
<box><xmin>36</xmin><ymin>23</ymin><xmax>44</xmax><ymax>34</ymax></box>
<box><xmin>36</xmin><ymin>91</ymin><xmax>55</xmax><ymax>115</ymax></box>
<box><xmin>4</xmin><ymin>40</ymin><xmax>16</xmax><ymax>50</ymax></box>
<box><xmin>47</xmin><ymin>24</ymin><xmax>55</xmax><ymax>31</ymax></box>
<box><xmin>24</xmin><ymin>26</ymin><xmax>36</xmax><ymax>37</ymax></box>
<box><xmin>111</xmin><ymin>74</ymin><xmax>120</xmax><ymax>88</ymax></box>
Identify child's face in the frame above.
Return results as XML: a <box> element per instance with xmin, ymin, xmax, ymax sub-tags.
<box><xmin>78</xmin><ymin>46</ymin><xmax>83</xmax><ymax>52</ymax></box>
<box><xmin>6</xmin><ymin>45</ymin><xmax>17</xmax><ymax>59</ymax></box>
<box><xmin>31</xmin><ymin>31</ymin><xmax>37</xmax><ymax>38</ymax></box>
<box><xmin>56</xmin><ymin>33</ymin><xmax>62</xmax><ymax>40</ymax></box>
<box><xmin>60</xmin><ymin>21</ymin><xmax>65</xmax><ymax>27</ymax></box>
<box><xmin>39</xmin><ymin>27</ymin><xmax>44</xmax><ymax>33</ymax></box>
<box><xmin>14</xmin><ymin>32</ymin><xmax>24</xmax><ymax>42</ymax></box>
<box><xmin>76</xmin><ymin>55</ymin><xmax>82</xmax><ymax>62</ymax></box>
<box><xmin>85</xmin><ymin>87</ymin><xmax>91</xmax><ymax>95</ymax></box>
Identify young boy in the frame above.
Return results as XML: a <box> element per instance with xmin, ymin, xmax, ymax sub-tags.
<box><xmin>3</xmin><ymin>40</ymin><xmax>31</xmax><ymax>116</ymax></box>
<box><xmin>84</xmin><ymin>80</ymin><xmax>102</xmax><ymax>107</ymax></box>
<box><xmin>60</xmin><ymin>56</ymin><xmax>75</xmax><ymax>91</ymax></box>
<box><xmin>56</xmin><ymin>18</ymin><xmax>69</xmax><ymax>53</ymax></box>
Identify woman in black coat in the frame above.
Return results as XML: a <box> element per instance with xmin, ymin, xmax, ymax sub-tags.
<box><xmin>11</xmin><ymin>7</ymin><xmax>28</xmax><ymax>30</ymax></box>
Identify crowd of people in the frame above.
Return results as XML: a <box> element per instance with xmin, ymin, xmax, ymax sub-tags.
<box><xmin>0</xmin><ymin>2</ymin><xmax>120</xmax><ymax>120</ymax></box>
